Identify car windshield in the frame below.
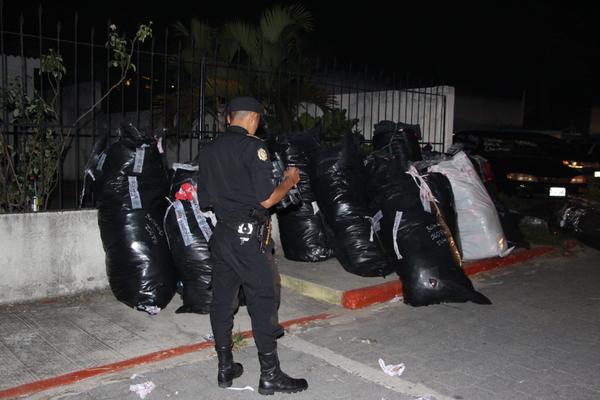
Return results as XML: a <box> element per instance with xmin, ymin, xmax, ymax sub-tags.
<box><xmin>570</xmin><ymin>142</ymin><xmax>600</xmax><ymax>158</ymax></box>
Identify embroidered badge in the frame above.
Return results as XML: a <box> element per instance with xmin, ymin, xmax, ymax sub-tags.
<box><xmin>257</xmin><ymin>148</ymin><xmax>268</xmax><ymax>161</ymax></box>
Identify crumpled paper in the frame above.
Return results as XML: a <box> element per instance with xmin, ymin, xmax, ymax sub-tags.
<box><xmin>378</xmin><ymin>358</ymin><xmax>406</xmax><ymax>376</ymax></box>
<box><xmin>129</xmin><ymin>381</ymin><xmax>156</xmax><ymax>399</ymax></box>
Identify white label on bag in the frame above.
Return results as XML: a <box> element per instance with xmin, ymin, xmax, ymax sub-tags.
<box><xmin>204</xmin><ymin>210</ymin><xmax>218</xmax><ymax>227</ymax></box>
<box><xmin>311</xmin><ymin>201</ymin><xmax>320</xmax><ymax>215</ymax></box>
<box><xmin>128</xmin><ymin>176</ymin><xmax>142</xmax><ymax>209</ymax></box>
<box><xmin>392</xmin><ymin>211</ymin><xmax>404</xmax><ymax>260</ymax></box>
<box><xmin>191</xmin><ymin>192</ymin><xmax>213</xmax><ymax>242</ymax></box>
<box><xmin>96</xmin><ymin>152</ymin><xmax>107</xmax><ymax>172</ymax></box>
<box><xmin>371</xmin><ymin>210</ymin><xmax>383</xmax><ymax>233</ymax></box>
<box><xmin>369</xmin><ymin>210</ymin><xmax>383</xmax><ymax>242</ymax></box>
<box><xmin>174</xmin><ymin>200</ymin><xmax>193</xmax><ymax>246</ymax></box>
<box><xmin>133</xmin><ymin>147</ymin><xmax>146</xmax><ymax>173</ymax></box>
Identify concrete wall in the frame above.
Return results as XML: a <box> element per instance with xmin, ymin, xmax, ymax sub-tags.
<box><xmin>300</xmin><ymin>85</ymin><xmax>455</xmax><ymax>152</ymax></box>
<box><xmin>0</xmin><ymin>210</ymin><xmax>107</xmax><ymax>304</ymax></box>
<box><xmin>0</xmin><ymin>209</ymin><xmax>282</xmax><ymax>305</ymax></box>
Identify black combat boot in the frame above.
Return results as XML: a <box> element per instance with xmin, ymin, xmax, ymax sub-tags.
<box><xmin>216</xmin><ymin>346</ymin><xmax>243</xmax><ymax>388</ymax></box>
<box><xmin>258</xmin><ymin>349</ymin><xmax>308</xmax><ymax>395</ymax></box>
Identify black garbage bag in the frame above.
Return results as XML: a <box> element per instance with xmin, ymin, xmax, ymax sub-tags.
<box><xmin>311</xmin><ymin>135</ymin><xmax>392</xmax><ymax>277</ymax></box>
<box><xmin>91</xmin><ymin>123</ymin><xmax>176</xmax><ymax>313</ymax></box>
<box><xmin>552</xmin><ymin>198</ymin><xmax>600</xmax><ymax>250</ymax></box>
<box><xmin>163</xmin><ymin>164</ymin><xmax>215</xmax><ymax>314</ymax></box>
<box><xmin>271</xmin><ymin>132</ymin><xmax>335</xmax><ymax>262</ymax></box>
<box><xmin>365</xmin><ymin>151</ymin><xmax>491</xmax><ymax>306</ymax></box>
<box><xmin>372</xmin><ymin>121</ymin><xmax>422</xmax><ymax>169</ymax></box>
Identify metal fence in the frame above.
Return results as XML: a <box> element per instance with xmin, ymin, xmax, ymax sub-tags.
<box><xmin>0</xmin><ymin>4</ymin><xmax>450</xmax><ymax>211</ymax></box>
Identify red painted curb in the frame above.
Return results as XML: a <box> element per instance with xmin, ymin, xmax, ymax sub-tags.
<box><xmin>0</xmin><ymin>313</ymin><xmax>335</xmax><ymax>400</ymax></box>
<box><xmin>341</xmin><ymin>246</ymin><xmax>556</xmax><ymax>310</ymax></box>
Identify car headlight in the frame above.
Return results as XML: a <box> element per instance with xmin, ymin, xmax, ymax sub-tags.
<box><xmin>563</xmin><ymin>160</ymin><xmax>600</xmax><ymax>169</ymax></box>
<box><xmin>570</xmin><ymin>175</ymin><xmax>587</xmax><ymax>184</ymax></box>
<box><xmin>506</xmin><ymin>173</ymin><xmax>538</xmax><ymax>182</ymax></box>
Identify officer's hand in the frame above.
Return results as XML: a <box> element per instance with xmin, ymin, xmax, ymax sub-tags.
<box><xmin>283</xmin><ymin>167</ymin><xmax>300</xmax><ymax>187</ymax></box>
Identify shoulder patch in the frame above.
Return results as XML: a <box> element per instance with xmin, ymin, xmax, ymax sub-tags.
<box><xmin>257</xmin><ymin>148</ymin><xmax>268</xmax><ymax>161</ymax></box>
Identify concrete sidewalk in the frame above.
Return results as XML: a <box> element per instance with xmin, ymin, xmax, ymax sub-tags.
<box><xmin>0</xmin><ymin>260</ymin><xmax>340</xmax><ymax>396</ymax></box>
<box><xmin>0</xmin><ymin>244</ymin><xmax>593</xmax><ymax>399</ymax></box>
<box><xmin>3</xmin><ymin>245</ymin><xmax>598</xmax><ymax>400</ymax></box>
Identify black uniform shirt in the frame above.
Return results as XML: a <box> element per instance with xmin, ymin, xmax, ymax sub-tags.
<box><xmin>196</xmin><ymin>125</ymin><xmax>275</xmax><ymax>222</ymax></box>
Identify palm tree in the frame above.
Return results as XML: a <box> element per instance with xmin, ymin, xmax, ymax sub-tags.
<box><xmin>160</xmin><ymin>4</ymin><xmax>332</xmax><ymax>133</ymax></box>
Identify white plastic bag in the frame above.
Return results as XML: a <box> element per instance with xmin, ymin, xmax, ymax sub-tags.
<box><xmin>429</xmin><ymin>151</ymin><xmax>511</xmax><ymax>260</ymax></box>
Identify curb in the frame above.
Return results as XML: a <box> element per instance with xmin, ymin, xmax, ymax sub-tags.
<box><xmin>341</xmin><ymin>246</ymin><xmax>556</xmax><ymax>309</ymax></box>
<box><xmin>0</xmin><ymin>313</ymin><xmax>336</xmax><ymax>400</ymax></box>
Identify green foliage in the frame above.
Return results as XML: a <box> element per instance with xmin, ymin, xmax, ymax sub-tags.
<box><xmin>297</xmin><ymin>108</ymin><xmax>361</xmax><ymax>145</ymax></box>
<box><xmin>165</xmin><ymin>4</ymin><xmax>327</xmax><ymax>132</ymax></box>
<box><xmin>231</xmin><ymin>330</ymin><xmax>247</xmax><ymax>352</ymax></box>
<box><xmin>1</xmin><ymin>23</ymin><xmax>153</xmax><ymax>213</ymax></box>
<box><xmin>107</xmin><ymin>22</ymin><xmax>153</xmax><ymax>73</ymax></box>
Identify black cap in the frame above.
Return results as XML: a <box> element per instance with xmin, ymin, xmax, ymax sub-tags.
<box><xmin>227</xmin><ymin>96</ymin><xmax>263</xmax><ymax>114</ymax></box>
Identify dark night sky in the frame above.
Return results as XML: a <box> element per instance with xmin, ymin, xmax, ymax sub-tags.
<box><xmin>6</xmin><ymin>1</ymin><xmax>600</xmax><ymax>129</ymax></box>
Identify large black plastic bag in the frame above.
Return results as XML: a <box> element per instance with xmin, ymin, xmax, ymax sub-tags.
<box><xmin>312</xmin><ymin>135</ymin><xmax>392</xmax><ymax>277</ymax></box>
<box><xmin>163</xmin><ymin>164</ymin><xmax>215</xmax><ymax>314</ymax></box>
<box><xmin>365</xmin><ymin>151</ymin><xmax>491</xmax><ymax>306</ymax></box>
<box><xmin>372</xmin><ymin>121</ymin><xmax>422</xmax><ymax>170</ymax></box>
<box><xmin>552</xmin><ymin>199</ymin><xmax>600</xmax><ymax>250</ymax></box>
<box><xmin>92</xmin><ymin>123</ymin><xmax>176</xmax><ymax>314</ymax></box>
<box><xmin>272</xmin><ymin>132</ymin><xmax>335</xmax><ymax>262</ymax></box>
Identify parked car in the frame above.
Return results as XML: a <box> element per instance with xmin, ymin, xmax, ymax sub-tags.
<box><xmin>560</xmin><ymin>139</ymin><xmax>600</xmax><ymax>180</ymax></box>
<box><xmin>453</xmin><ymin>130</ymin><xmax>588</xmax><ymax>198</ymax></box>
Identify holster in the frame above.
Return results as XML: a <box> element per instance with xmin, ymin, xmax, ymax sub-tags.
<box><xmin>249</xmin><ymin>208</ymin><xmax>271</xmax><ymax>253</ymax></box>
<box><xmin>258</xmin><ymin>220</ymin><xmax>272</xmax><ymax>253</ymax></box>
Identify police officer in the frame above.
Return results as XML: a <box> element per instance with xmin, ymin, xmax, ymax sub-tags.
<box><xmin>196</xmin><ymin>96</ymin><xmax>308</xmax><ymax>395</ymax></box>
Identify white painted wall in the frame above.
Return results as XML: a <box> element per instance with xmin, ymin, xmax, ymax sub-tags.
<box><xmin>0</xmin><ymin>209</ymin><xmax>282</xmax><ymax>304</ymax></box>
<box><xmin>299</xmin><ymin>85</ymin><xmax>455</xmax><ymax>152</ymax></box>
<box><xmin>0</xmin><ymin>55</ymin><xmax>40</xmax><ymax>99</ymax></box>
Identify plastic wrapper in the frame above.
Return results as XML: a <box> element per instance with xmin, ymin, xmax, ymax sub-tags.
<box><xmin>552</xmin><ymin>198</ymin><xmax>600</xmax><ymax>250</ymax></box>
<box><xmin>372</xmin><ymin>121</ymin><xmax>422</xmax><ymax>170</ymax></box>
<box><xmin>429</xmin><ymin>151</ymin><xmax>512</xmax><ymax>260</ymax></box>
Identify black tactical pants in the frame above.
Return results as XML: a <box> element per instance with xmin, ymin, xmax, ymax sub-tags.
<box><xmin>209</xmin><ymin>223</ymin><xmax>283</xmax><ymax>353</ymax></box>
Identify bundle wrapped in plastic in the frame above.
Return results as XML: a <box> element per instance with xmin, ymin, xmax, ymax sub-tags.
<box><xmin>163</xmin><ymin>164</ymin><xmax>216</xmax><ymax>314</ymax></box>
<box><xmin>429</xmin><ymin>151</ymin><xmax>512</xmax><ymax>260</ymax></box>
<box><xmin>312</xmin><ymin>135</ymin><xmax>392</xmax><ymax>277</ymax></box>
<box><xmin>552</xmin><ymin>198</ymin><xmax>600</xmax><ymax>250</ymax></box>
<box><xmin>86</xmin><ymin>123</ymin><xmax>176</xmax><ymax>314</ymax></box>
<box><xmin>372</xmin><ymin>121</ymin><xmax>422</xmax><ymax>170</ymax></box>
<box><xmin>271</xmin><ymin>132</ymin><xmax>334</xmax><ymax>262</ymax></box>
<box><xmin>366</xmin><ymin>151</ymin><xmax>491</xmax><ymax>306</ymax></box>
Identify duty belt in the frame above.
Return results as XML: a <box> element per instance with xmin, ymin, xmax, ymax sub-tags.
<box><xmin>221</xmin><ymin>219</ymin><xmax>271</xmax><ymax>253</ymax></box>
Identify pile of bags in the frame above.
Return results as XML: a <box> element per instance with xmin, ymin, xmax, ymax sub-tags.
<box><xmin>365</xmin><ymin>148</ymin><xmax>490</xmax><ymax>306</ymax></box>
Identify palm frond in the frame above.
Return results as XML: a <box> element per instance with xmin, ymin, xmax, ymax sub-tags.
<box><xmin>223</xmin><ymin>21</ymin><xmax>261</xmax><ymax>67</ymax></box>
